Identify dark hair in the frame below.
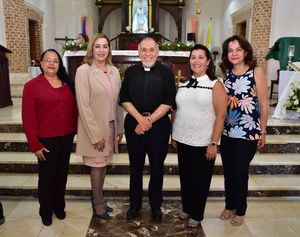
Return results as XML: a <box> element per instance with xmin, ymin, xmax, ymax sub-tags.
<box><xmin>78</xmin><ymin>33</ymin><xmax>89</xmax><ymax>43</ymax></box>
<box><xmin>182</xmin><ymin>44</ymin><xmax>216</xmax><ymax>82</ymax></box>
<box><xmin>40</xmin><ymin>49</ymin><xmax>75</xmax><ymax>93</ymax></box>
<box><xmin>221</xmin><ymin>35</ymin><xmax>257</xmax><ymax>73</ymax></box>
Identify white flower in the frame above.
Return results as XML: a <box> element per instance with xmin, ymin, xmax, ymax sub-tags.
<box><xmin>290</xmin><ymin>91</ymin><xmax>294</xmax><ymax>96</ymax></box>
<box><xmin>294</xmin><ymin>99</ymin><xmax>299</xmax><ymax>105</ymax></box>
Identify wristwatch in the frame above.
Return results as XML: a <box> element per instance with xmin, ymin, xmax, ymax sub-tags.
<box><xmin>211</xmin><ymin>142</ymin><xmax>217</xmax><ymax>147</ymax></box>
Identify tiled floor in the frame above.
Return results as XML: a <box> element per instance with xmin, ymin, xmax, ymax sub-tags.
<box><xmin>0</xmin><ymin>198</ymin><xmax>300</xmax><ymax>237</ymax></box>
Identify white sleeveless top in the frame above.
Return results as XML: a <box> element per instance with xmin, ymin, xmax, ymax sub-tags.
<box><xmin>172</xmin><ymin>74</ymin><xmax>219</xmax><ymax>147</ymax></box>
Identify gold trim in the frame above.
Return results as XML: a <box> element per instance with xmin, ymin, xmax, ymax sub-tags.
<box><xmin>129</xmin><ymin>0</ymin><xmax>132</xmax><ymax>30</ymax></box>
<box><xmin>149</xmin><ymin>0</ymin><xmax>152</xmax><ymax>31</ymax></box>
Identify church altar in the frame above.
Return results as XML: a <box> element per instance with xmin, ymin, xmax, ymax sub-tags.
<box><xmin>63</xmin><ymin>50</ymin><xmax>190</xmax><ymax>82</ymax></box>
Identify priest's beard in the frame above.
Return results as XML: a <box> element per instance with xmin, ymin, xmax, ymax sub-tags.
<box><xmin>142</xmin><ymin>61</ymin><xmax>156</xmax><ymax>68</ymax></box>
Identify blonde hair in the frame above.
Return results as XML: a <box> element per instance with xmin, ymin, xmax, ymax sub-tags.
<box><xmin>84</xmin><ymin>33</ymin><xmax>112</xmax><ymax>66</ymax></box>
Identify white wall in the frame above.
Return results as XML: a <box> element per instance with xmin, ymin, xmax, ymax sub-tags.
<box><xmin>182</xmin><ymin>0</ymin><xmax>222</xmax><ymax>48</ymax></box>
<box><xmin>159</xmin><ymin>8</ymin><xmax>177</xmax><ymax>42</ymax></box>
<box><xmin>0</xmin><ymin>0</ymin><xmax>6</xmax><ymax>47</ymax></box>
<box><xmin>54</xmin><ymin>0</ymin><xmax>98</xmax><ymax>53</ymax></box>
<box><xmin>103</xmin><ymin>8</ymin><xmax>121</xmax><ymax>50</ymax></box>
<box><xmin>220</xmin><ymin>0</ymin><xmax>252</xmax><ymax>43</ymax></box>
<box><xmin>267</xmin><ymin>0</ymin><xmax>300</xmax><ymax>82</ymax></box>
<box><xmin>25</xmin><ymin>0</ymin><xmax>56</xmax><ymax>52</ymax></box>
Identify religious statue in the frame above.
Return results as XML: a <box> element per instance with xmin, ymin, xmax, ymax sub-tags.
<box><xmin>132</xmin><ymin>0</ymin><xmax>148</xmax><ymax>34</ymax></box>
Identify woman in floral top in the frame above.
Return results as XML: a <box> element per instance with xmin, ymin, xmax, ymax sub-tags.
<box><xmin>219</xmin><ymin>35</ymin><xmax>268</xmax><ymax>226</ymax></box>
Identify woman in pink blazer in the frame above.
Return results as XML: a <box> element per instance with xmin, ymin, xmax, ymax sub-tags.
<box><xmin>75</xmin><ymin>33</ymin><xmax>124</xmax><ymax>221</ymax></box>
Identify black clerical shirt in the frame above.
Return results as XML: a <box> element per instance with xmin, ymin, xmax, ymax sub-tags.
<box><xmin>119</xmin><ymin>62</ymin><xmax>176</xmax><ymax>114</ymax></box>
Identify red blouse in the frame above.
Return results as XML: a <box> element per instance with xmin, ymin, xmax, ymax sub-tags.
<box><xmin>22</xmin><ymin>74</ymin><xmax>77</xmax><ymax>152</ymax></box>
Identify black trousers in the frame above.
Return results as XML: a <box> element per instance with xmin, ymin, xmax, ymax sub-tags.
<box><xmin>125</xmin><ymin>114</ymin><xmax>170</xmax><ymax>210</ymax></box>
<box><xmin>177</xmin><ymin>142</ymin><xmax>215</xmax><ymax>222</ymax></box>
<box><xmin>38</xmin><ymin>133</ymin><xmax>74</xmax><ymax>219</ymax></box>
<box><xmin>220</xmin><ymin>135</ymin><xmax>258</xmax><ymax>216</ymax></box>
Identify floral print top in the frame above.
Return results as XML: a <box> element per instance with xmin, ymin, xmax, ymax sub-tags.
<box><xmin>223</xmin><ymin>68</ymin><xmax>262</xmax><ymax>140</ymax></box>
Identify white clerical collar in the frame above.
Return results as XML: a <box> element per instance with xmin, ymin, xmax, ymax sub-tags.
<box><xmin>144</xmin><ymin>67</ymin><xmax>151</xmax><ymax>71</ymax></box>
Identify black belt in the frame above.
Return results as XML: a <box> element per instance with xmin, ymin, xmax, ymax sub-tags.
<box><xmin>142</xmin><ymin>112</ymin><xmax>151</xmax><ymax>116</ymax></box>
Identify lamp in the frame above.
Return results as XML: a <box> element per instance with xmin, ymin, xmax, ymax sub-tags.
<box><xmin>287</xmin><ymin>45</ymin><xmax>295</xmax><ymax>70</ymax></box>
<box><xmin>288</xmin><ymin>45</ymin><xmax>295</xmax><ymax>62</ymax></box>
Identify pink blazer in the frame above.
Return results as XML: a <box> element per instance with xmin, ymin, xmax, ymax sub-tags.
<box><xmin>75</xmin><ymin>63</ymin><xmax>124</xmax><ymax>157</ymax></box>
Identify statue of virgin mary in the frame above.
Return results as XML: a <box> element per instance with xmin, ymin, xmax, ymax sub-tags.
<box><xmin>132</xmin><ymin>0</ymin><xmax>148</xmax><ymax>33</ymax></box>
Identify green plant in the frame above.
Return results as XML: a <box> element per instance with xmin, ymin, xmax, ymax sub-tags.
<box><xmin>159</xmin><ymin>41</ymin><xmax>193</xmax><ymax>51</ymax></box>
<box><xmin>62</xmin><ymin>41</ymin><xmax>88</xmax><ymax>52</ymax></box>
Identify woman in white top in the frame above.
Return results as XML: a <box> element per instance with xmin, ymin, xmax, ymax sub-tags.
<box><xmin>172</xmin><ymin>44</ymin><xmax>227</xmax><ymax>229</ymax></box>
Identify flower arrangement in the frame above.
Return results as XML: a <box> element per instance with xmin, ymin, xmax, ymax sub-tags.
<box><xmin>62</xmin><ymin>40</ymin><xmax>88</xmax><ymax>52</ymax></box>
<box><xmin>284</xmin><ymin>82</ymin><xmax>300</xmax><ymax>112</ymax></box>
<box><xmin>159</xmin><ymin>41</ymin><xmax>194</xmax><ymax>51</ymax></box>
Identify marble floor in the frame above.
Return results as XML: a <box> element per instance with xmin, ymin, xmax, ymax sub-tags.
<box><xmin>0</xmin><ymin>198</ymin><xmax>300</xmax><ymax>237</ymax></box>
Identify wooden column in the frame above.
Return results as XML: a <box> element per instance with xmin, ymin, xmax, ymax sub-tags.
<box><xmin>0</xmin><ymin>45</ymin><xmax>13</xmax><ymax>108</ymax></box>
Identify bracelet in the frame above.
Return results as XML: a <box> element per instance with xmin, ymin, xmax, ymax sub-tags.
<box><xmin>261</xmin><ymin>131</ymin><xmax>267</xmax><ymax>135</ymax></box>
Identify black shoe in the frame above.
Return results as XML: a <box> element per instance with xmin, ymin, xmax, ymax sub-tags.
<box><xmin>151</xmin><ymin>209</ymin><xmax>162</xmax><ymax>221</ymax></box>
<box><xmin>105</xmin><ymin>205</ymin><xmax>113</xmax><ymax>213</ymax></box>
<box><xmin>0</xmin><ymin>216</ymin><xmax>5</xmax><ymax>225</ymax></box>
<box><xmin>126</xmin><ymin>208</ymin><xmax>140</xmax><ymax>220</ymax></box>
<box><xmin>95</xmin><ymin>211</ymin><xmax>111</xmax><ymax>221</ymax></box>
<box><xmin>42</xmin><ymin>217</ymin><xmax>52</xmax><ymax>226</ymax></box>
<box><xmin>54</xmin><ymin>211</ymin><xmax>66</xmax><ymax>220</ymax></box>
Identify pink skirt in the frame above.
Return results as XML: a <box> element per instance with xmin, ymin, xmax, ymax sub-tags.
<box><xmin>83</xmin><ymin>121</ymin><xmax>114</xmax><ymax>167</ymax></box>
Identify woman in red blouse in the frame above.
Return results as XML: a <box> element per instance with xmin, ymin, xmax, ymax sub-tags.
<box><xmin>22</xmin><ymin>49</ymin><xmax>77</xmax><ymax>226</ymax></box>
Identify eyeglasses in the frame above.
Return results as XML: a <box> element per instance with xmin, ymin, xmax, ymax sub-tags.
<box><xmin>42</xmin><ymin>58</ymin><xmax>60</xmax><ymax>64</ymax></box>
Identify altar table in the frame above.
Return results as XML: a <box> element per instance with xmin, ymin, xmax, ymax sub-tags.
<box><xmin>63</xmin><ymin>50</ymin><xmax>190</xmax><ymax>81</ymax></box>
